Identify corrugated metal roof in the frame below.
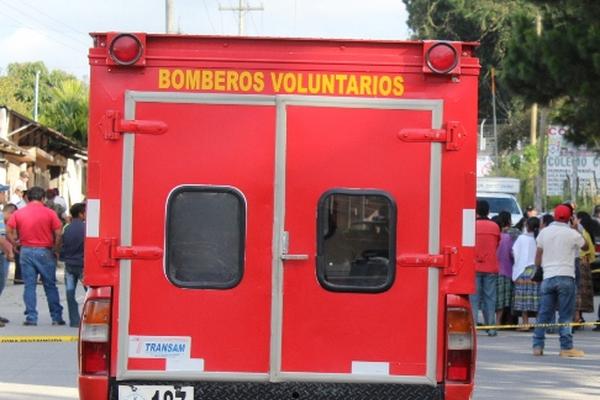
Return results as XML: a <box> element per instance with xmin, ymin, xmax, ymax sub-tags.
<box><xmin>1</xmin><ymin>105</ymin><xmax>87</xmax><ymax>157</ymax></box>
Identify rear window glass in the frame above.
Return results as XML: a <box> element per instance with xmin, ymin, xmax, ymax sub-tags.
<box><xmin>317</xmin><ymin>190</ymin><xmax>396</xmax><ymax>293</ymax></box>
<box><xmin>478</xmin><ymin>196</ymin><xmax>520</xmax><ymax>214</ymax></box>
<box><xmin>166</xmin><ymin>186</ymin><xmax>245</xmax><ymax>289</ymax></box>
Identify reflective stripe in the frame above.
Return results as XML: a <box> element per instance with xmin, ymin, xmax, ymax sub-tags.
<box><xmin>462</xmin><ymin>209</ymin><xmax>476</xmax><ymax>247</ymax></box>
<box><xmin>85</xmin><ymin>199</ymin><xmax>100</xmax><ymax>238</ymax></box>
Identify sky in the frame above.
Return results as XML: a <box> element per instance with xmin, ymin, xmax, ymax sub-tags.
<box><xmin>0</xmin><ymin>0</ymin><xmax>410</xmax><ymax>81</ymax></box>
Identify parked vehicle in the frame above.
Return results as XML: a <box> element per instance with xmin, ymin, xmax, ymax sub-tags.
<box><xmin>476</xmin><ymin>177</ymin><xmax>523</xmax><ymax>225</ymax></box>
<box><xmin>80</xmin><ymin>33</ymin><xmax>480</xmax><ymax>400</ymax></box>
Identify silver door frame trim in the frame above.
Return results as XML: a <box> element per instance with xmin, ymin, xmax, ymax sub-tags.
<box><xmin>122</xmin><ymin>371</ymin><xmax>270</xmax><ymax>381</ymax></box>
<box><xmin>269</xmin><ymin>97</ymin><xmax>287</xmax><ymax>382</ymax></box>
<box><xmin>277</xmin><ymin>372</ymin><xmax>432</xmax><ymax>385</ymax></box>
<box><xmin>117</xmin><ymin>92</ymin><xmax>443</xmax><ymax>386</ymax></box>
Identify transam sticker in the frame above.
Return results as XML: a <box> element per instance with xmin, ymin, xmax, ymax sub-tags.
<box><xmin>128</xmin><ymin>336</ymin><xmax>191</xmax><ymax>359</ymax></box>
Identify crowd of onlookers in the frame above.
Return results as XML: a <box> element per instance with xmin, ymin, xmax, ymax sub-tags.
<box><xmin>0</xmin><ymin>171</ymin><xmax>86</xmax><ymax>328</ymax></box>
<box><xmin>474</xmin><ymin>199</ymin><xmax>600</xmax><ymax>358</ymax></box>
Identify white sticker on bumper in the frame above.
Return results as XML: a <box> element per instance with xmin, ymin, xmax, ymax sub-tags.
<box><xmin>351</xmin><ymin>361</ymin><xmax>390</xmax><ymax>375</ymax></box>
<box><xmin>166</xmin><ymin>357</ymin><xmax>205</xmax><ymax>372</ymax></box>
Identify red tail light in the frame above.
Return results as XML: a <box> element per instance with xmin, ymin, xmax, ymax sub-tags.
<box><xmin>79</xmin><ymin>298</ymin><xmax>111</xmax><ymax>375</ymax></box>
<box><xmin>446</xmin><ymin>306</ymin><xmax>475</xmax><ymax>383</ymax></box>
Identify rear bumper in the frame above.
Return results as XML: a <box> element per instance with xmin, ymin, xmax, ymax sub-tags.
<box><xmin>79</xmin><ymin>375</ymin><xmax>109</xmax><ymax>400</ymax></box>
<box><xmin>110</xmin><ymin>380</ymin><xmax>445</xmax><ymax>399</ymax></box>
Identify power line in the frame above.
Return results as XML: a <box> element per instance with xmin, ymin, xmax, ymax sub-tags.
<box><xmin>0</xmin><ymin>8</ymin><xmax>85</xmax><ymax>54</ymax></box>
<box><xmin>248</xmin><ymin>6</ymin><xmax>260</xmax><ymax>35</ymax></box>
<box><xmin>219</xmin><ymin>0</ymin><xmax>264</xmax><ymax>35</ymax></box>
<box><xmin>0</xmin><ymin>0</ymin><xmax>88</xmax><ymax>49</ymax></box>
<box><xmin>201</xmin><ymin>0</ymin><xmax>217</xmax><ymax>33</ymax></box>
<box><xmin>19</xmin><ymin>0</ymin><xmax>87</xmax><ymax>36</ymax></box>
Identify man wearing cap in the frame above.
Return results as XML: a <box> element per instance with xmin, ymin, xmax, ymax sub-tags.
<box><xmin>6</xmin><ymin>186</ymin><xmax>64</xmax><ymax>326</ymax></box>
<box><xmin>533</xmin><ymin>204</ymin><xmax>587</xmax><ymax>357</ymax></box>
<box><xmin>0</xmin><ymin>184</ymin><xmax>14</xmax><ymax>327</ymax></box>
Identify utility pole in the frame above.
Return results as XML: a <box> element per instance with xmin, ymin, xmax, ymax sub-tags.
<box><xmin>535</xmin><ymin>108</ymin><xmax>547</xmax><ymax>212</ymax></box>
<box><xmin>219</xmin><ymin>0</ymin><xmax>264</xmax><ymax>35</ymax></box>
<box><xmin>33</xmin><ymin>70</ymin><xmax>40</xmax><ymax>122</ymax></box>
<box><xmin>533</xmin><ymin>13</ymin><xmax>545</xmax><ymax>210</ymax></box>
<box><xmin>529</xmin><ymin>14</ymin><xmax>542</xmax><ymax>146</ymax></box>
<box><xmin>491</xmin><ymin>67</ymin><xmax>498</xmax><ymax>164</ymax></box>
<box><xmin>166</xmin><ymin>0</ymin><xmax>176</xmax><ymax>33</ymax></box>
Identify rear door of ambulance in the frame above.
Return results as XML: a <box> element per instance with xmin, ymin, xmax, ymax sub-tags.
<box><xmin>87</xmin><ymin>35</ymin><xmax>477</xmax><ymax>400</ymax></box>
<box><xmin>111</xmin><ymin>98</ymin><xmax>444</xmax><ymax>399</ymax></box>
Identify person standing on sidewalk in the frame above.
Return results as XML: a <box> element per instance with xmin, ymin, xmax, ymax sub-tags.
<box><xmin>533</xmin><ymin>204</ymin><xmax>587</xmax><ymax>357</ymax></box>
<box><xmin>6</xmin><ymin>186</ymin><xmax>65</xmax><ymax>326</ymax></box>
<box><xmin>0</xmin><ymin>186</ymin><xmax>15</xmax><ymax>327</ymax></box>
<box><xmin>60</xmin><ymin>202</ymin><xmax>86</xmax><ymax>327</ymax></box>
<box><xmin>471</xmin><ymin>200</ymin><xmax>501</xmax><ymax>336</ymax></box>
<box><xmin>495</xmin><ymin>211</ymin><xmax>515</xmax><ymax>326</ymax></box>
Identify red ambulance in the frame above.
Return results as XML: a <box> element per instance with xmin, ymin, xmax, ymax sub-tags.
<box><xmin>80</xmin><ymin>33</ymin><xmax>479</xmax><ymax>400</ymax></box>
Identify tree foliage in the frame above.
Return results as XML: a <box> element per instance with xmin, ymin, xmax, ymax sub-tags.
<box><xmin>40</xmin><ymin>79</ymin><xmax>88</xmax><ymax>144</ymax></box>
<box><xmin>502</xmin><ymin>1</ymin><xmax>600</xmax><ymax>146</ymax></box>
<box><xmin>0</xmin><ymin>61</ymin><xmax>88</xmax><ymax>145</ymax></box>
<box><xmin>402</xmin><ymin>0</ymin><xmax>536</xmax><ymax>123</ymax></box>
<box><xmin>494</xmin><ymin>144</ymin><xmax>539</xmax><ymax>207</ymax></box>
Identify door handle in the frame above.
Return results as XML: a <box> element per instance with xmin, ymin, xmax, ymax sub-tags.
<box><xmin>281</xmin><ymin>254</ymin><xmax>309</xmax><ymax>261</ymax></box>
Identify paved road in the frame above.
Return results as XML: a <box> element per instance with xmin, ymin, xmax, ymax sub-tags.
<box><xmin>0</xmin><ymin>268</ymin><xmax>599</xmax><ymax>400</ymax></box>
<box><xmin>474</xmin><ymin>326</ymin><xmax>600</xmax><ymax>399</ymax></box>
<box><xmin>0</xmin><ymin>265</ymin><xmax>81</xmax><ymax>400</ymax></box>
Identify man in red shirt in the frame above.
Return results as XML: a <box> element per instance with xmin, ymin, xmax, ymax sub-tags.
<box><xmin>6</xmin><ymin>186</ymin><xmax>64</xmax><ymax>326</ymax></box>
<box><xmin>470</xmin><ymin>199</ymin><xmax>501</xmax><ymax>336</ymax></box>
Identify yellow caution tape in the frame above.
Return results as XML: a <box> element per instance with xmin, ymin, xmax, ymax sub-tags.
<box><xmin>0</xmin><ymin>335</ymin><xmax>78</xmax><ymax>343</ymax></box>
<box><xmin>476</xmin><ymin>321</ymin><xmax>600</xmax><ymax>330</ymax></box>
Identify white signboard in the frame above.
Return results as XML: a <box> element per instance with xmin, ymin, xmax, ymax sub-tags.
<box><xmin>546</xmin><ymin>126</ymin><xmax>600</xmax><ymax>196</ymax></box>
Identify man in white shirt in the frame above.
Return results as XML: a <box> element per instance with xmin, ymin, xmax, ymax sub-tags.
<box><xmin>533</xmin><ymin>204</ymin><xmax>587</xmax><ymax>357</ymax></box>
<box><xmin>10</xmin><ymin>171</ymin><xmax>29</xmax><ymax>209</ymax></box>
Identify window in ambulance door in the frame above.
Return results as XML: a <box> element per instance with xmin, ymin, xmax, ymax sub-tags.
<box><xmin>165</xmin><ymin>186</ymin><xmax>246</xmax><ymax>289</ymax></box>
<box><xmin>317</xmin><ymin>190</ymin><xmax>396</xmax><ymax>293</ymax></box>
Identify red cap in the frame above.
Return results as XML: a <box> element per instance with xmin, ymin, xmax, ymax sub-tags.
<box><xmin>554</xmin><ymin>205</ymin><xmax>572</xmax><ymax>222</ymax></box>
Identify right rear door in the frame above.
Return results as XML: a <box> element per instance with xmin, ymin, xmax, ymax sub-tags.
<box><xmin>273</xmin><ymin>97</ymin><xmax>445</xmax><ymax>384</ymax></box>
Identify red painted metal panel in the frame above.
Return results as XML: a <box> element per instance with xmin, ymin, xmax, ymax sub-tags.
<box><xmin>281</xmin><ymin>106</ymin><xmax>433</xmax><ymax>374</ymax></box>
<box><xmin>126</xmin><ymin>102</ymin><xmax>276</xmax><ymax>373</ymax></box>
<box><xmin>78</xmin><ymin>376</ymin><xmax>109</xmax><ymax>400</ymax></box>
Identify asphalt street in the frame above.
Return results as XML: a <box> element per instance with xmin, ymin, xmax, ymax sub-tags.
<box><xmin>474</xmin><ymin>322</ymin><xmax>600</xmax><ymax>399</ymax></box>
<box><xmin>0</xmin><ymin>265</ymin><xmax>82</xmax><ymax>400</ymax></box>
<box><xmin>0</xmin><ymin>267</ymin><xmax>598</xmax><ymax>400</ymax></box>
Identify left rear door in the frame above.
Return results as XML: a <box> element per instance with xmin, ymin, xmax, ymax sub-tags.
<box><xmin>116</xmin><ymin>92</ymin><xmax>275</xmax><ymax>380</ymax></box>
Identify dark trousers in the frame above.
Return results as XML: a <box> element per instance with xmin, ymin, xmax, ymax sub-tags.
<box><xmin>13</xmin><ymin>252</ymin><xmax>22</xmax><ymax>283</ymax></box>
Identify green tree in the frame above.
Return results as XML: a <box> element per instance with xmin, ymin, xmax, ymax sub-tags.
<box><xmin>0</xmin><ymin>61</ymin><xmax>87</xmax><ymax>144</ymax></box>
<box><xmin>502</xmin><ymin>1</ymin><xmax>600</xmax><ymax>146</ymax></box>
<box><xmin>402</xmin><ymin>0</ymin><xmax>536</xmax><ymax>125</ymax></box>
<box><xmin>40</xmin><ymin>79</ymin><xmax>89</xmax><ymax>144</ymax></box>
<box><xmin>493</xmin><ymin>144</ymin><xmax>538</xmax><ymax>207</ymax></box>
<box><xmin>0</xmin><ymin>75</ymin><xmax>29</xmax><ymax>115</ymax></box>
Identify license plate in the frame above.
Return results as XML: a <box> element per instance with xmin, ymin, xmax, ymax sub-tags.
<box><xmin>119</xmin><ymin>385</ymin><xmax>194</xmax><ymax>400</ymax></box>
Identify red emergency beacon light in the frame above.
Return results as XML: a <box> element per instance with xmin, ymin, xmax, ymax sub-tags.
<box><xmin>423</xmin><ymin>41</ymin><xmax>460</xmax><ymax>75</ymax></box>
<box><xmin>108</xmin><ymin>33</ymin><xmax>144</xmax><ymax>66</ymax></box>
